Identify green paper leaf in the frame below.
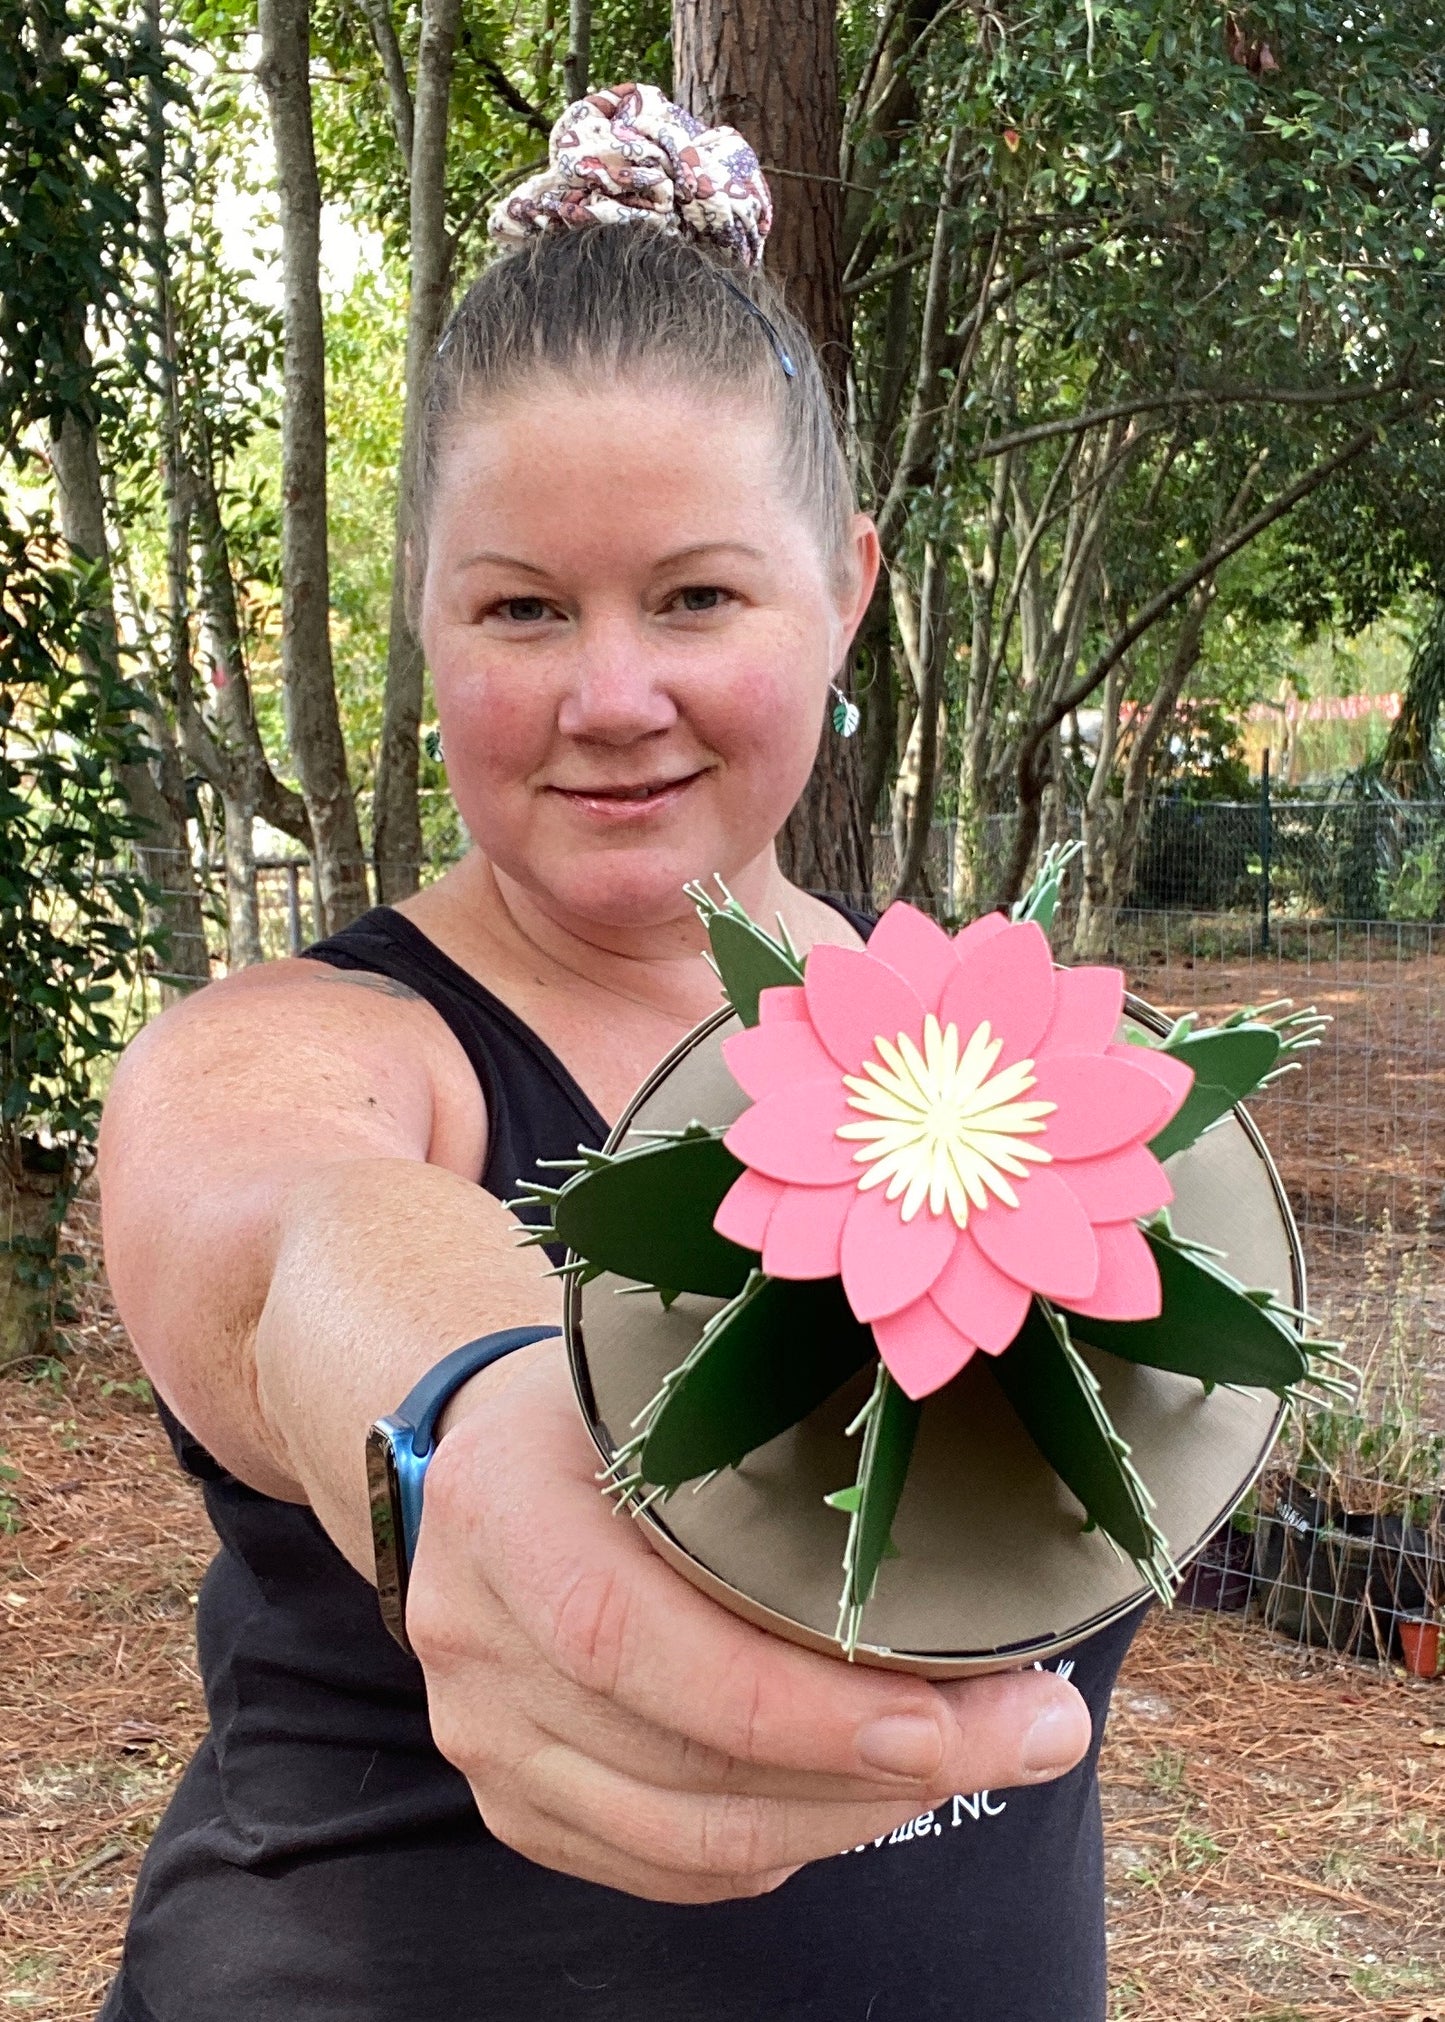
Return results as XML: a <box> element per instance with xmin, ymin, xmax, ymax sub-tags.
<box><xmin>992</xmin><ymin>1301</ymin><xmax>1171</xmax><ymax>1584</ymax></box>
<box><xmin>553</xmin><ymin>1130</ymin><xmax>752</xmax><ymax>1299</ymax></box>
<box><xmin>1148</xmin><ymin>1024</ymin><xmax>1282</xmax><ymax>1161</ymax></box>
<box><xmin>1061</xmin><ymin>1228</ymin><xmax>1308</xmax><ymax>1392</ymax></box>
<box><xmin>836</xmin><ymin>1364</ymin><xmax>922</xmax><ymax>1651</ymax></box>
<box><xmin>638</xmin><ymin>1273</ymin><xmax>876</xmax><ymax>1486</ymax></box>
<box><xmin>706</xmin><ymin>911</ymin><xmax>805</xmax><ymax>1027</ymax></box>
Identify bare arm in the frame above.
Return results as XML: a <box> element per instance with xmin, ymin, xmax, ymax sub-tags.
<box><xmin>98</xmin><ymin>960</ymin><xmax>553</xmax><ymax>1567</ymax></box>
<box><xmin>99</xmin><ymin>954</ymin><xmax>1092</xmax><ymax>1904</ymax></box>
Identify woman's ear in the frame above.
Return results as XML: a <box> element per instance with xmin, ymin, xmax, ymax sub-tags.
<box><xmin>835</xmin><ymin>512</ymin><xmax>882</xmax><ymax>646</ymax></box>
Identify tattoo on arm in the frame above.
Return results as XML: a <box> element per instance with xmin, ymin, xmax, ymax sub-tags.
<box><xmin>314</xmin><ymin>967</ymin><xmax>425</xmax><ymax>1003</ymax></box>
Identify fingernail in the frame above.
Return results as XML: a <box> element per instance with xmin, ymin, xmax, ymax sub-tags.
<box><xmin>856</xmin><ymin>1714</ymin><xmax>945</xmax><ymax>1781</ymax></box>
<box><xmin>1021</xmin><ymin>1697</ymin><xmax>1090</xmax><ymax>1778</ymax></box>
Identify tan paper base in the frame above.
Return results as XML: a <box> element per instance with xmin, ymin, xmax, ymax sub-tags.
<box><xmin>569</xmin><ymin>1000</ymin><xmax>1301</xmax><ymax>1676</ymax></box>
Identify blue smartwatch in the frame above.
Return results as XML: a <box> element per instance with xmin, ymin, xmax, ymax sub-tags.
<box><xmin>366</xmin><ymin>1326</ymin><xmax>561</xmax><ymax>1651</ymax></box>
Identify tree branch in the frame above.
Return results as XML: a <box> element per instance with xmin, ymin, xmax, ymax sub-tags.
<box><xmin>976</xmin><ymin>376</ymin><xmax>1441</xmax><ymax>460</ymax></box>
<box><xmin>358</xmin><ymin>0</ymin><xmax>413</xmax><ymax>165</ymax></box>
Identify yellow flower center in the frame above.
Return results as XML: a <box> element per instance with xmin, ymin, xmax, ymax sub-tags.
<box><xmin>836</xmin><ymin>1014</ymin><xmax>1056</xmax><ymax>1228</ymax></box>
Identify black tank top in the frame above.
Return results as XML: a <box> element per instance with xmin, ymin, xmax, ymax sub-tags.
<box><xmin>101</xmin><ymin>906</ymin><xmax>1144</xmax><ymax>2022</ymax></box>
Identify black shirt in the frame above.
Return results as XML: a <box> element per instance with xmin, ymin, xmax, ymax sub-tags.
<box><xmin>100</xmin><ymin>906</ymin><xmax>1144</xmax><ymax>2022</ymax></box>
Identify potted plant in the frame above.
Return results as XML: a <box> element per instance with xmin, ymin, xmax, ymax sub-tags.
<box><xmin>1251</xmin><ymin>1271</ymin><xmax>1445</xmax><ymax>1661</ymax></box>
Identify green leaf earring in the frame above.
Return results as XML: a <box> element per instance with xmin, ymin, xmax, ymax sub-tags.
<box><xmin>831</xmin><ymin>683</ymin><xmax>860</xmax><ymax>738</ymax></box>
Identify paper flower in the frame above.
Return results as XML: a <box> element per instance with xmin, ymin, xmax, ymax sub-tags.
<box><xmin>713</xmin><ymin>904</ymin><xmax>1194</xmax><ymax>1399</ymax></box>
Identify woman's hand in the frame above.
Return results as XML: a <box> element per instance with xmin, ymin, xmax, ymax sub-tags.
<box><xmin>409</xmin><ymin>1339</ymin><xmax>1092</xmax><ymax>1905</ymax></box>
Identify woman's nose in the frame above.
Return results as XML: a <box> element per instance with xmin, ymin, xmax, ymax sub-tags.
<box><xmin>555</xmin><ymin>624</ymin><xmax>679</xmax><ymax>745</ymax></box>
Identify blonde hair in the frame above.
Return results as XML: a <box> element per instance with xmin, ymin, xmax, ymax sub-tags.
<box><xmin>413</xmin><ymin>224</ymin><xmax>854</xmax><ymax>605</ymax></box>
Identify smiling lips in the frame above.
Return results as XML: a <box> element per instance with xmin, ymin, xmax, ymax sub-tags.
<box><xmin>550</xmin><ymin>771</ymin><xmax>704</xmax><ymax>810</ymax></box>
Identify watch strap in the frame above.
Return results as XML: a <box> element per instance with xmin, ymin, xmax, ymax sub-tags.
<box><xmin>368</xmin><ymin>1324</ymin><xmax>561</xmax><ymax>1653</ymax></box>
<box><xmin>393</xmin><ymin>1324</ymin><xmax>562</xmax><ymax>1459</ymax></box>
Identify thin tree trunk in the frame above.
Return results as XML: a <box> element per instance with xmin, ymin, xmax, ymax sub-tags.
<box><xmin>1380</xmin><ymin>596</ymin><xmax>1445</xmax><ymax>799</ymax></box>
<box><xmin>891</xmin><ymin>543</ymin><xmax>950</xmax><ymax>901</ymax></box>
<box><xmin>257</xmin><ymin>0</ymin><xmax>370</xmax><ymax>932</ymax></box>
<box><xmin>359</xmin><ymin>0</ymin><xmax>414</xmax><ymax>163</ymax></box>
<box><xmin>49</xmin><ymin>408</ymin><xmax>211</xmax><ymax>994</ymax></box>
<box><xmin>674</xmin><ymin>0</ymin><xmax>869</xmax><ymax>900</ymax></box>
<box><xmin>372</xmin><ymin>0</ymin><xmax>460</xmax><ymax>902</ymax></box>
<box><xmin>563</xmin><ymin>0</ymin><xmax>590</xmax><ymax>102</ymax></box>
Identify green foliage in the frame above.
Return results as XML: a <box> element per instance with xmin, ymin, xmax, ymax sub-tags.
<box><xmin>0</xmin><ymin>511</ymin><xmax>154</xmax><ymax>1337</ymax></box>
<box><xmin>0</xmin><ymin>0</ymin><xmax>166</xmax><ymax>443</ymax></box>
<box><xmin>1385</xmin><ymin>835</ymin><xmax>1445</xmax><ymax>922</ymax></box>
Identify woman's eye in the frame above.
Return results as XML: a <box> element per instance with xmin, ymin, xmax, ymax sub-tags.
<box><xmin>675</xmin><ymin>585</ymin><xmax>728</xmax><ymax>614</ymax></box>
<box><xmin>495</xmin><ymin>596</ymin><xmax>551</xmax><ymax>624</ymax></box>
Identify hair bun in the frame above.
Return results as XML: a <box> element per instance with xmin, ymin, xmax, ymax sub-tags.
<box><xmin>488</xmin><ymin>81</ymin><xmax>773</xmax><ymax>272</ymax></box>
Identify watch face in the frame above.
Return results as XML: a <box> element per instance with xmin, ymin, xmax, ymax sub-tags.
<box><xmin>366</xmin><ymin>1424</ymin><xmax>411</xmax><ymax>1651</ymax></box>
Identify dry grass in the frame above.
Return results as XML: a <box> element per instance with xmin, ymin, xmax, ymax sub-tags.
<box><xmin>1103</xmin><ymin>1612</ymin><xmax>1445</xmax><ymax>2021</ymax></box>
<box><xmin>1</xmin><ymin>1201</ymin><xmax>1441</xmax><ymax>2022</ymax></box>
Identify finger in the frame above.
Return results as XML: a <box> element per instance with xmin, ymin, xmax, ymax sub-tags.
<box><xmin>520</xmin><ymin>1737</ymin><xmax>956</xmax><ymax>1880</ymax></box>
<box><xmin>485</xmin><ymin>1623</ymin><xmax>1073</xmax><ymax>1806</ymax></box>
<box><xmin>476</xmin><ymin>1790</ymin><xmax>800</xmax><ymax>1907</ymax></box>
<box><xmin>443</xmin><ymin>1352</ymin><xmax>1092</xmax><ymax>1794</ymax></box>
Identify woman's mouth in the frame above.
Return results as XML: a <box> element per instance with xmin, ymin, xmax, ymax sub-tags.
<box><xmin>548</xmin><ymin>772</ymin><xmax>706</xmax><ymax>820</ymax></box>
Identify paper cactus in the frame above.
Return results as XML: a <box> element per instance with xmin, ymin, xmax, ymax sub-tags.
<box><xmin>519</xmin><ymin>863</ymin><xmax>1349</xmax><ymax>1654</ymax></box>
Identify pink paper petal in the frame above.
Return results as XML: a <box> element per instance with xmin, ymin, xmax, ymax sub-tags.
<box><xmin>952</xmin><ymin>910</ymin><xmax>1011</xmax><ymax>958</ymax></box>
<box><xmin>757</xmin><ymin>985</ymin><xmax>809</xmax><ymax>1024</ymax></box>
<box><xmin>928</xmin><ymin>1233</ymin><xmax>1033</xmax><ymax>1355</ymax></box>
<box><xmin>938</xmin><ymin>920</ymin><xmax>1057</xmax><ymax>1066</ymax></box>
<box><xmin>1064</xmin><ymin>1221</ymin><xmax>1162</xmax><ymax>1321</ymax></box>
<box><xmin>970</xmin><ymin>1166</ymin><xmax>1100</xmax><ymax>1303</ymax></box>
<box><xmin>712</xmin><ymin>1169</ymin><xmax>784</xmax><ymax>1251</ymax></box>
<box><xmin>1029</xmin><ymin>1054</ymin><xmax>1180</xmax><ymax>1160</ymax></box>
<box><xmin>762</xmin><ymin>1180</ymin><xmax>854</xmax><ymax>1280</ymax></box>
<box><xmin>721</xmin><ymin>1020</ymin><xmax>836</xmax><ymax>1100</ymax></box>
<box><xmin>1037</xmin><ymin>966</ymin><xmax>1124</xmax><ymax>1057</ymax></box>
<box><xmin>866</xmin><ymin>902</ymin><xmax>960</xmax><ymax>1013</ymax></box>
<box><xmin>723</xmin><ymin>1078</ymin><xmax>860</xmax><ymax>1186</ymax></box>
<box><xmin>873</xmin><ymin>1297</ymin><xmax>980</xmax><ymax>1401</ymax></box>
<box><xmin>840</xmin><ymin>1182</ymin><xmax>955</xmax><ymax>1322</ymax></box>
<box><xmin>1052</xmin><ymin>1142</ymin><xmax>1173</xmax><ymax>1224</ymax></box>
<box><xmin>804</xmin><ymin>945</ymin><xmax>927</xmax><ymax>1073</ymax></box>
<box><xmin>1105</xmin><ymin>1041</ymin><xmax>1194</xmax><ymax>1134</ymax></box>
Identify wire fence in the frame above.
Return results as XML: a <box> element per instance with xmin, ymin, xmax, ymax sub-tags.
<box><xmin>874</xmin><ymin>798</ymin><xmax>1445</xmax><ymax>929</ymax></box>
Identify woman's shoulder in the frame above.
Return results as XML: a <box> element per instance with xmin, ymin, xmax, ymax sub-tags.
<box><xmin>782</xmin><ymin>887</ymin><xmax>876</xmax><ymax>952</ymax></box>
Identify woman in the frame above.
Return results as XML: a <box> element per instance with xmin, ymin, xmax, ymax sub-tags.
<box><xmin>98</xmin><ymin>86</ymin><xmax>1134</xmax><ymax>2022</ymax></box>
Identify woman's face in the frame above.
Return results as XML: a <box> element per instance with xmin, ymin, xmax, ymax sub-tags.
<box><xmin>419</xmin><ymin>378</ymin><xmax>878</xmax><ymax>932</ymax></box>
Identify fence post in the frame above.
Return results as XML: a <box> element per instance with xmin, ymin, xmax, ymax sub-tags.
<box><xmin>1259</xmin><ymin>749</ymin><xmax>1272</xmax><ymax>952</ymax></box>
<box><xmin>285</xmin><ymin>862</ymin><xmax>302</xmax><ymax>957</ymax></box>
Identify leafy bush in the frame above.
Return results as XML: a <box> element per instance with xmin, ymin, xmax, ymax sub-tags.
<box><xmin>1</xmin><ymin>509</ymin><xmax>153</xmax><ymax>1364</ymax></box>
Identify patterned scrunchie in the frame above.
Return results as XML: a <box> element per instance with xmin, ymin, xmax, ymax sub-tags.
<box><xmin>488</xmin><ymin>81</ymin><xmax>773</xmax><ymax>272</ymax></box>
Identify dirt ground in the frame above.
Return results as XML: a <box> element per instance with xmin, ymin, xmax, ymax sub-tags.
<box><xmin>2</xmin><ymin>938</ymin><xmax>1441</xmax><ymax>2019</ymax></box>
<box><xmin>1</xmin><ymin>1201</ymin><xmax>1441</xmax><ymax>2021</ymax></box>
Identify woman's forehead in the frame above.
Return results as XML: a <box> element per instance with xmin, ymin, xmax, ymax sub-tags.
<box><xmin>429</xmin><ymin>382</ymin><xmax>801</xmax><ymax>560</ymax></box>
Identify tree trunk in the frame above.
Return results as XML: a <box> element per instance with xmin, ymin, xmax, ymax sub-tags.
<box><xmin>674</xmin><ymin>0</ymin><xmax>868</xmax><ymax>900</ymax></box>
<box><xmin>0</xmin><ymin>1148</ymin><xmax>68</xmax><ymax>1374</ymax></box>
<box><xmin>373</xmin><ymin>0</ymin><xmax>461</xmax><ymax>904</ymax></box>
<box><xmin>257</xmin><ymin>0</ymin><xmax>370</xmax><ymax>933</ymax></box>
<box><xmin>49</xmin><ymin>407</ymin><xmax>211</xmax><ymax>994</ymax></box>
<box><xmin>1380</xmin><ymin>596</ymin><xmax>1445</xmax><ymax>799</ymax></box>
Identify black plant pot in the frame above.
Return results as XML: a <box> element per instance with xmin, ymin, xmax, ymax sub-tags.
<box><xmin>1178</xmin><ymin>1518</ymin><xmax>1256</xmax><ymax>1613</ymax></box>
<box><xmin>1252</xmin><ymin>1482</ymin><xmax>1444</xmax><ymax>1658</ymax></box>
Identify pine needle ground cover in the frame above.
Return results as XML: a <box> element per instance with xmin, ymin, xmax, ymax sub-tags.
<box><xmin>1</xmin><ymin>1178</ymin><xmax>1440</xmax><ymax>2021</ymax></box>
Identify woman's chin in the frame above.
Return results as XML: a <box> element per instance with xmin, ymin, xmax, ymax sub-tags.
<box><xmin>510</xmin><ymin>839</ymin><xmax>766</xmax><ymax>932</ymax></box>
